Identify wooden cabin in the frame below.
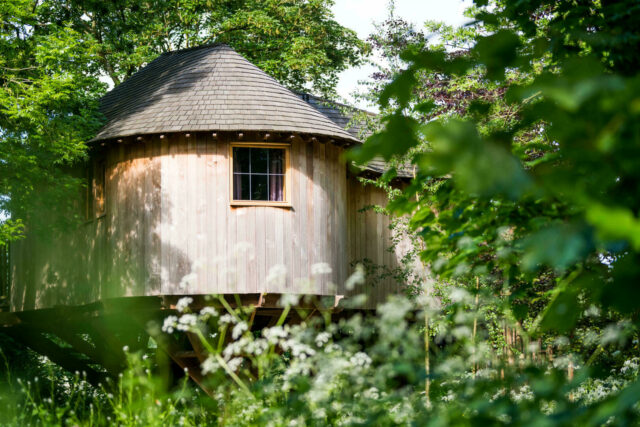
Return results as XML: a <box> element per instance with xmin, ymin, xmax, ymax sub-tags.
<box><xmin>7</xmin><ymin>44</ymin><xmax>414</xmax><ymax>315</ymax></box>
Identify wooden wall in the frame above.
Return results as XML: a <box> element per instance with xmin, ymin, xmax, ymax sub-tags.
<box><xmin>10</xmin><ymin>134</ymin><xmax>408</xmax><ymax>312</ymax></box>
<box><xmin>346</xmin><ymin>177</ymin><xmax>409</xmax><ymax>309</ymax></box>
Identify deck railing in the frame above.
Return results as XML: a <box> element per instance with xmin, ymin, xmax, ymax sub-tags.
<box><xmin>0</xmin><ymin>244</ymin><xmax>9</xmax><ymax>311</ymax></box>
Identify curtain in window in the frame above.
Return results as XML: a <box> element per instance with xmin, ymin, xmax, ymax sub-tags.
<box><xmin>234</xmin><ymin>174</ymin><xmax>243</xmax><ymax>200</ymax></box>
<box><xmin>269</xmin><ymin>174</ymin><xmax>283</xmax><ymax>201</ymax></box>
<box><xmin>269</xmin><ymin>153</ymin><xmax>284</xmax><ymax>201</ymax></box>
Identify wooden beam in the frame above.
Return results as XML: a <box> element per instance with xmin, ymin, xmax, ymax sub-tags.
<box><xmin>3</xmin><ymin>326</ymin><xmax>108</xmax><ymax>386</ymax></box>
<box><xmin>36</xmin><ymin>321</ymin><xmax>123</xmax><ymax>376</ymax></box>
<box><xmin>142</xmin><ymin>323</ymin><xmax>214</xmax><ymax>397</ymax></box>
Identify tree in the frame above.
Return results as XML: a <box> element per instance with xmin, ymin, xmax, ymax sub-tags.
<box><xmin>0</xmin><ymin>0</ymin><xmax>105</xmax><ymax>244</ymax></box>
<box><xmin>350</xmin><ymin>0</ymin><xmax>640</xmax><ymax>417</ymax></box>
<box><xmin>42</xmin><ymin>0</ymin><xmax>365</xmax><ymax>96</ymax></box>
<box><xmin>0</xmin><ymin>0</ymin><xmax>366</xmax><ymax>245</ymax></box>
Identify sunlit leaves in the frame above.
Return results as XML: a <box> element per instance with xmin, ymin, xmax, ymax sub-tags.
<box><xmin>49</xmin><ymin>0</ymin><xmax>364</xmax><ymax>97</ymax></box>
<box><xmin>0</xmin><ymin>0</ymin><xmax>105</xmax><ymax>241</ymax></box>
<box><xmin>520</xmin><ymin>223</ymin><xmax>593</xmax><ymax>272</ymax></box>
<box><xmin>349</xmin><ymin>112</ymin><xmax>421</xmax><ymax>163</ymax></box>
<box><xmin>586</xmin><ymin>204</ymin><xmax>640</xmax><ymax>251</ymax></box>
<box><xmin>418</xmin><ymin>119</ymin><xmax>533</xmax><ymax>199</ymax></box>
<box><xmin>352</xmin><ymin>7</ymin><xmax>640</xmax><ymax>414</ymax></box>
<box><xmin>472</xmin><ymin>30</ymin><xmax>522</xmax><ymax>81</ymax></box>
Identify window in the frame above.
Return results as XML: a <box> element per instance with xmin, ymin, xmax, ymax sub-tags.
<box><xmin>230</xmin><ymin>143</ymin><xmax>290</xmax><ymax>206</ymax></box>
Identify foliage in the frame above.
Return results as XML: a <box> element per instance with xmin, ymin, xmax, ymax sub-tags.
<box><xmin>348</xmin><ymin>0</ymin><xmax>640</xmax><ymax>421</ymax></box>
<box><xmin>0</xmin><ymin>0</ymin><xmax>366</xmax><ymax>245</ymax></box>
<box><xmin>0</xmin><ymin>0</ymin><xmax>105</xmax><ymax>243</ymax></box>
<box><xmin>42</xmin><ymin>0</ymin><xmax>365</xmax><ymax>96</ymax></box>
<box><xmin>2</xmin><ymin>0</ymin><xmax>640</xmax><ymax>424</ymax></box>
<box><xmin>2</xmin><ymin>290</ymin><xmax>640</xmax><ymax>425</ymax></box>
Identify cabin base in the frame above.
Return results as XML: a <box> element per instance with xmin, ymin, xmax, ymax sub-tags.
<box><xmin>0</xmin><ymin>293</ymin><xmax>357</xmax><ymax>394</ymax></box>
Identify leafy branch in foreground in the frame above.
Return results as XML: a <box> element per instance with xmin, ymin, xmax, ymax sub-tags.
<box><xmin>349</xmin><ymin>0</ymin><xmax>640</xmax><ymax>420</ymax></box>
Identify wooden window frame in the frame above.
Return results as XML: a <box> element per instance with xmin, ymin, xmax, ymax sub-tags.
<box><xmin>229</xmin><ymin>142</ymin><xmax>291</xmax><ymax>207</ymax></box>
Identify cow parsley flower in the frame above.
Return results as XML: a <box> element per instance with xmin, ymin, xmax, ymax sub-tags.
<box><xmin>232</xmin><ymin>321</ymin><xmax>248</xmax><ymax>339</ymax></box>
<box><xmin>311</xmin><ymin>262</ymin><xmax>332</xmax><ymax>275</ymax></box>
<box><xmin>176</xmin><ymin>297</ymin><xmax>193</xmax><ymax>313</ymax></box>
<box><xmin>200</xmin><ymin>356</ymin><xmax>219</xmax><ymax>375</ymax></box>
<box><xmin>219</xmin><ymin>314</ymin><xmax>236</xmax><ymax>325</ymax></box>
<box><xmin>349</xmin><ymin>352</ymin><xmax>372</xmax><ymax>368</ymax></box>
<box><xmin>267</xmin><ymin>264</ymin><xmax>287</xmax><ymax>286</ymax></box>
<box><xmin>162</xmin><ymin>315</ymin><xmax>178</xmax><ymax>333</ymax></box>
<box><xmin>176</xmin><ymin>314</ymin><xmax>198</xmax><ymax>331</ymax></box>
<box><xmin>315</xmin><ymin>332</ymin><xmax>331</xmax><ymax>347</ymax></box>
<box><xmin>227</xmin><ymin>357</ymin><xmax>243</xmax><ymax>371</ymax></box>
<box><xmin>178</xmin><ymin>273</ymin><xmax>198</xmax><ymax>290</ymax></box>
<box><xmin>199</xmin><ymin>306</ymin><xmax>218</xmax><ymax>319</ymax></box>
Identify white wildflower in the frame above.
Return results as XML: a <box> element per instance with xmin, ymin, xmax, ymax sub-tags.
<box><xmin>315</xmin><ymin>332</ymin><xmax>331</xmax><ymax>347</ymax></box>
<box><xmin>267</xmin><ymin>264</ymin><xmax>287</xmax><ymax>287</ymax></box>
<box><xmin>232</xmin><ymin>321</ymin><xmax>248</xmax><ymax>339</ymax></box>
<box><xmin>219</xmin><ymin>314</ymin><xmax>236</xmax><ymax>325</ymax></box>
<box><xmin>279</xmin><ymin>293</ymin><xmax>300</xmax><ymax>307</ymax></box>
<box><xmin>324</xmin><ymin>343</ymin><xmax>341</xmax><ymax>354</ymax></box>
<box><xmin>178</xmin><ymin>273</ymin><xmax>198</xmax><ymax>290</ymax></box>
<box><xmin>349</xmin><ymin>352</ymin><xmax>372</xmax><ymax>368</ymax></box>
<box><xmin>176</xmin><ymin>297</ymin><xmax>193</xmax><ymax>313</ymax></box>
<box><xmin>199</xmin><ymin>306</ymin><xmax>218</xmax><ymax>319</ymax></box>
<box><xmin>584</xmin><ymin>305</ymin><xmax>601</xmax><ymax>317</ymax></box>
<box><xmin>263</xmin><ymin>326</ymin><xmax>288</xmax><ymax>344</ymax></box>
<box><xmin>282</xmin><ymin>339</ymin><xmax>316</xmax><ymax>360</ymax></box>
<box><xmin>441</xmin><ymin>390</ymin><xmax>456</xmax><ymax>402</ymax></box>
<box><xmin>162</xmin><ymin>315</ymin><xmax>178</xmax><ymax>333</ymax></box>
<box><xmin>510</xmin><ymin>385</ymin><xmax>534</xmax><ymax>402</ymax></box>
<box><xmin>176</xmin><ymin>314</ymin><xmax>198</xmax><ymax>331</ymax></box>
<box><xmin>345</xmin><ymin>265</ymin><xmax>365</xmax><ymax>290</ymax></box>
<box><xmin>227</xmin><ymin>357</ymin><xmax>243</xmax><ymax>371</ymax></box>
<box><xmin>363</xmin><ymin>387</ymin><xmax>380</xmax><ymax>400</ymax></box>
<box><xmin>311</xmin><ymin>262</ymin><xmax>332</xmax><ymax>275</ymax></box>
<box><xmin>246</xmin><ymin>338</ymin><xmax>268</xmax><ymax>355</ymax></box>
<box><xmin>200</xmin><ymin>356</ymin><xmax>219</xmax><ymax>375</ymax></box>
<box><xmin>554</xmin><ymin>336</ymin><xmax>570</xmax><ymax>347</ymax></box>
<box><xmin>449</xmin><ymin>287</ymin><xmax>471</xmax><ymax>303</ymax></box>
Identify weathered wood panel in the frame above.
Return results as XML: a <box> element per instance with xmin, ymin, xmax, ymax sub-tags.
<box><xmin>345</xmin><ymin>175</ymin><xmax>409</xmax><ymax>309</ymax></box>
<box><xmin>9</xmin><ymin>134</ymin><xmax>412</xmax><ymax>312</ymax></box>
<box><xmin>10</xmin><ymin>135</ymin><xmax>351</xmax><ymax>310</ymax></box>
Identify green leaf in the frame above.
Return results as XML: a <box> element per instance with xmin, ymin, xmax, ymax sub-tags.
<box><xmin>473</xmin><ymin>30</ymin><xmax>521</xmax><ymax>81</ymax></box>
<box><xmin>586</xmin><ymin>203</ymin><xmax>640</xmax><ymax>250</ymax></box>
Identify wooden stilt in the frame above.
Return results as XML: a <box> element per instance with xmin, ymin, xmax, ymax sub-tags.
<box><xmin>4</xmin><ymin>325</ymin><xmax>109</xmax><ymax>386</ymax></box>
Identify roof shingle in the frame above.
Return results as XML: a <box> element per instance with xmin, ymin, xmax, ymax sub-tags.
<box><xmin>94</xmin><ymin>44</ymin><xmax>358</xmax><ymax>143</ymax></box>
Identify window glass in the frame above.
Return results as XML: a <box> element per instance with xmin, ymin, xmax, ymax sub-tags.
<box><xmin>251</xmin><ymin>148</ymin><xmax>269</xmax><ymax>174</ymax></box>
<box><xmin>232</xmin><ymin>146</ymin><xmax>286</xmax><ymax>202</ymax></box>
<box><xmin>251</xmin><ymin>174</ymin><xmax>268</xmax><ymax>200</ymax></box>
<box><xmin>233</xmin><ymin>147</ymin><xmax>250</xmax><ymax>173</ymax></box>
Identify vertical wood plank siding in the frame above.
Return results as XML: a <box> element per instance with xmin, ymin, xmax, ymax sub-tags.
<box><xmin>9</xmin><ymin>134</ymin><xmax>406</xmax><ymax>311</ymax></box>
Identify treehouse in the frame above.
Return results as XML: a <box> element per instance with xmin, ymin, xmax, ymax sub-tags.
<box><xmin>0</xmin><ymin>44</ymin><xmax>414</xmax><ymax>384</ymax></box>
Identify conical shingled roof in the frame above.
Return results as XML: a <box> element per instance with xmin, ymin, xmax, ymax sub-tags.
<box><xmin>94</xmin><ymin>44</ymin><xmax>359</xmax><ymax>143</ymax></box>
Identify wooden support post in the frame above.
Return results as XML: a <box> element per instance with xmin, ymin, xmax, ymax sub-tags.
<box><xmin>38</xmin><ymin>321</ymin><xmax>123</xmax><ymax>376</ymax></box>
<box><xmin>186</xmin><ymin>332</ymin><xmax>207</xmax><ymax>364</ymax></box>
<box><xmin>145</xmin><ymin>325</ymin><xmax>214</xmax><ymax>397</ymax></box>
